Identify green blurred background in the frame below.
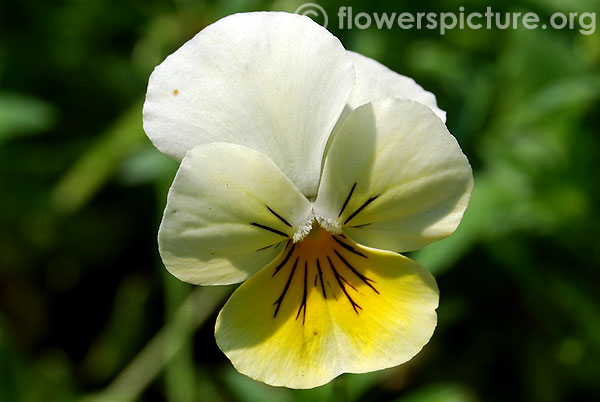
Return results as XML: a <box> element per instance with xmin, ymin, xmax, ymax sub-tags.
<box><xmin>1</xmin><ymin>0</ymin><xmax>599</xmax><ymax>401</ymax></box>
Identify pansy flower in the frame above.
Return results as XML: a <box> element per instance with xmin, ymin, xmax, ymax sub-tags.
<box><xmin>143</xmin><ymin>12</ymin><xmax>473</xmax><ymax>389</ymax></box>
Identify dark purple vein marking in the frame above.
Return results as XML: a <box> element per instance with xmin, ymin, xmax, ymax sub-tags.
<box><xmin>256</xmin><ymin>243</ymin><xmax>275</xmax><ymax>251</ymax></box>
<box><xmin>348</xmin><ymin>223</ymin><xmax>372</xmax><ymax>228</ymax></box>
<box><xmin>338</xmin><ymin>183</ymin><xmax>357</xmax><ymax>218</ymax></box>
<box><xmin>316</xmin><ymin>258</ymin><xmax>327</xmax><ymax>299</ymax></box>
<box><xmin>333</xmin><ymin>249</ymin><xmax>379</xmax><ymax>294</ymax></box>
<box><xmin>327</xmin><ymin>256</ymin><xmax>362</xmax><ymax>314</ymax></box>
<box><xmin>250</xmin><ymin>222</ymin><xmax>289</xmax><ymax>238</ymax></box>
<box><xmin>266</xmin><ymin>205</ymin><xmax>292</xmax><ymax>227</ymax></box>
<box><xmin>333</xmin><ymin>236</ymin><xmax>367</xmax><ymax>258</ymax></box>
<box><xmin>273</xmin><ymin>244</ymin><xmax>296</xmax><ymax>276</ymax></box>
<box><xmin>343</xmin><ymin>195</ymin><xmax>380</xmax><ymax>225</ymax></box>
<box><xmin>257</xmin><ymin>239</ymin><xmax>285</xmax><ymax>252</ymax></box>
<box><xmin>339</xmin><ymin>274</ymin><xmax>358</xmax><ymax>292</ymax></box>
<box><xmin>296</xmin><ymin>262</ymin><xmax>308</xmax><ymax>324</ymax></box>
<box><xmin>273</xmin><ymin>258</ymin><xmax>299</xmax><ymax>318</ymax></box>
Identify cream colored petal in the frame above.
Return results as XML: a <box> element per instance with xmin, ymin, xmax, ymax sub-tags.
<box><xmin>159</xmin><ymin>143</ymin><xmax>312</xmax><ymax>285</ymax></box>
<box><xmin>315</xmin><ymin>99</ymin><xmax>473</xmax><ymax>252</ymax></box>
<box><xmin>215</xmin><ymin>228</ymin><xmax>438</xmax><ymax>388</ymax></box>
<box><xmin>323</xmin><ymin>52</ymin><xmax>446</xmax><ymax>171</ymax></box>
<box><xmin>143</xmin><ymin>12</ymin><xmax>354</xmax><ymax>197</ymax></box>
<box><xmin>345</xmin><ymin>51</ymin><xmax>445</xmax><ymax>122</ymax></box>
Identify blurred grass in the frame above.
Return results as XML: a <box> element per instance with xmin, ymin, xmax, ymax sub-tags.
<box><xmin>81</xmin><ymin>286</ymin><xmax>232</xmax><ymax>402</ymax></box>
<box><xmin>1</xmin><ymin>0</ymin><xmax>599</xmax><ymax>401</ymax></box>
<box><xmin>51</xmin><ymin>101</ymin><xmax>145</xmax><ymax>214</ymax></box>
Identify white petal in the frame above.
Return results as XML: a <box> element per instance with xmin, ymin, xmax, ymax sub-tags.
<box><xmin>315</xmin><ymin>99</ymin><xmax>473</xmax><ymax>253</ymax></box>
<box><xmin>159</xmin><ymin>143</ymin><xmax>312</xmax><ymax>285</ymax></box>
<box><xmin>143</xmin><ymin>12</ymin><xmax>354</xmax><ymax>197</ymax></box>
<box><xmin>345</xmin><ymin>51</ymin><xmax>445</xmax><ymax>122</ymax></box>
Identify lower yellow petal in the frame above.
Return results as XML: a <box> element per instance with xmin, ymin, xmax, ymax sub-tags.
<box><xmin>215</xmin><ymin>227</ymin><xmax>439</xmax><ymax>389</ymax></box>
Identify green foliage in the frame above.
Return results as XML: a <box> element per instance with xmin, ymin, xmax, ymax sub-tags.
<box><xmin>0</xmin><ymin>93</ymin><xmax>57</xmax><ymax>144</ymax></box>
<box><xmin>1</xmin><ymin>0</ymin><xmax>599</xmax><ymax>401</ymax></box>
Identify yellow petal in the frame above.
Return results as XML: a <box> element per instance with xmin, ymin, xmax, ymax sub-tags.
<box><xmin>215</xmin><ymin>227</ymin><xmax>438</xmax><ymax>388</ymax></box>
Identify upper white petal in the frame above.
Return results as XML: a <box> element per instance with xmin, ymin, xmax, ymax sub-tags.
<box><xmin>345</xmin><ymin>51</ymin><xmax>445</xmax><ymax>122</ymax></box>
<box><xmin>143</xmin><ymin>12</ymin><xmax>354</xmax><ymax>197</ymax></box>
<box><xmin>322</xmin><ymin>52</ymin><xmax>446</xmax><ymax>168</ymax></box>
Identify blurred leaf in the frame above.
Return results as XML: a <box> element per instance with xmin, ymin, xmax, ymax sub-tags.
<box><xmin>163</xmin><ymin>271</ymin><xmax>195</xmax><ymax>402</ymax></box>
<box><xmin>501</xmin><ymin>74</ymin><xmax>600</xmax><ymax>128</ymax></box>
<box><xmin>393</xmin><ymin>382</ymin><xmax>478</xmax><ymax>402</ymax></box>
<box><xmin>291</xmin><ymin>381</ymin><xmax>335</xmax><ymax>402</ymax></box>
<box><xmin>82</xmin><ymin>275</ymin><xmax>151</xmax><ymax>382</ymax></box>
<box><xmin>406</xmin><ymin>40</ymin><xmax>468</xmax><ymax>92</ymax></box>
<box><xmin>118</xmin><ymin>144</ymin><xmax>178</xmax><ymax>186</ymax></box>
<box><xmin>413</xmin><ymin>174</ymin><xmax>497</xmax><ymax>274</ymax></box>
<box><xmin>81</xmin><ymin>286</ymin><xmax>232</xmax><ymax>402</ymax></box>
<box><xmin>0</xmin><ymin>93</ymin><xmax>57</xmax><ymax>144</ymax></box>
<box><xmin>51</xmin><ymin>101</ymin><xmax>145</xmax><ymax>214</ymax></box>
<box><xmin>222</xmin><ymin>366</ymin><xmax>293</xmax><ymax>402</ymax></box>
<box><xmin>0</xmin><ymin>315</ymin><xmax>77</xmax><ymax>402</ymax></box>
<box><xmin>524</xmin><ymin>0</ymin><xmax>600</xmax><ymax>13</ymax></box>
<box><xmin>343</xmin><ymin>371</ymin><xmax>384</xmax><ymax>402</ymax></box>
<box><xmin>196</xmin><ymin>367</ymin><xmax>227</xmax><ymax>402</ymax></box>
